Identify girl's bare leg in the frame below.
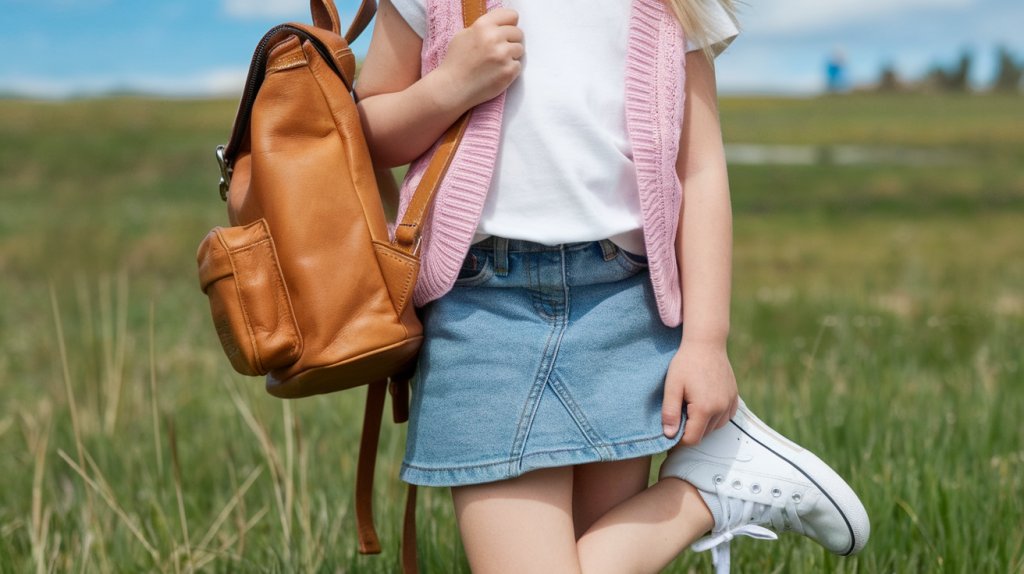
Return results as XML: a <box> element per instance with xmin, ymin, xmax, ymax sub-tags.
<box><xmin>452</xmin><ymin>463</ymin><xmax>713</xmax><ymax>574</ymax></box>
<box><xmin>452</xmin><ymin>466</ymin><xmax>582</xmax><ymax>574</ymax></box>
<box><xmin>577</xmin><ymin>477</ymin><xmax>714</xmax><ymax>574</ymax></box>
<box><xmin>572</xmin><ymin>457</ymin><xmax>653</xmax><ymax>539</ymax></box>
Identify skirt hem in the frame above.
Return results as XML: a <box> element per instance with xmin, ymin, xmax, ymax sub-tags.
<box><xmin>400</xmin><ymin>429</ymin><xmax>682</xmax><ymax>488</ymax></box>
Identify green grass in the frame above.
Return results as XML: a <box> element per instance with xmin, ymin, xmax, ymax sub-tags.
<box><xmin>0</xmin><ymin>95</ymin><xmax>1022</xmax><ymax>572</ymax></box>
<box><xmin>719</xmin><ymin>95</ymin><xmax>1024</xmax><ymax>215</ymax></box>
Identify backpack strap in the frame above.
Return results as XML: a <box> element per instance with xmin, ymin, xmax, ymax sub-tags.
<box><xmin>402</xmin><ymin>484</ymin><xmax>419</xmax><ymax>573</ymax></box>
<box><xmin>355</xmin><ymin>379</ymin><xmax>388</xmax><ymax>554</ymax></box>
<box><xmin>391</xmin><ymin>0</ymin><xmax>490</xmax><ymax>256</ymax></box>
<box><xmin>355</xmin><ymin>1</ymin><xmax>488</xmax><ymax>571</ymax></box>
<box><xmin>311</xmin><ymin>0</ymin><xmax>343</xmax><ymax>35</ymax></box>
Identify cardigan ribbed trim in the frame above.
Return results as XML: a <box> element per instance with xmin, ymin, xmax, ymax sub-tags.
<box><xmin>394</xmin><ymin>0</ymin><xmax>685</xmax><ymax>327</ymax></box>
<box><xmin>394</xmin><ymin>0</ymin><xmax>506</xmax><ymax>309</ymax></box>
<box><xmin>624</xmin><ymin>0</ymin><xmax>685</xmax><ymax>327</ymax></box>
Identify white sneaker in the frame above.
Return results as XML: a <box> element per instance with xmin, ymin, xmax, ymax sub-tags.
<box><xmin>660</xmin><ymin>398</ymin><xmax>869</xmax><ymax>573</ymax></box>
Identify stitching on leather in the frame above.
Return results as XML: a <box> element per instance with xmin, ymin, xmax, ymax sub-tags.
<box><xmin>227</xmin><ymin>238</ymin><xmax>272</xmax><ymax>253</ymax></box>
<box><xmin>375</xmin><ymin>247</ymin><xmax>414</xmax><ymax>313</ymax></box>
<box><xmin>274</xmin><ymin>54</ymin><xmax>307</xmax><ymax>66</ymax></box>
<box><xmin>197</xmin><ymin>247</ymin><xmax>221</xmax><ymax>287</ymax></box>
<box><xmin>262</xmin><ymin>238</ymin><xmax>300</xmax><ymax>363</ymax></box>
<box><xmin>219</xmin><ymin>230</ymin><xmax>263</xmax><ymax>373</ymax></box>
<box><xmin>267</xmin><ymin>55</ymin><xmax>308</xmax><ymax>73</ymax></box>
<box><xmin>267</xmin><ymin>61</ymin><xmax>306</xmax><ymax>74</ymax></box>
<box><xmin>378</xmin><ymin>247</ymin><xmax>413</xmax><ymax>302</ymax></box>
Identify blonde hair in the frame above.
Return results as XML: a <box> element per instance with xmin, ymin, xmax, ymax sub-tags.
<box><xmin>662</xmin><ymin>0</ymin><xmax>740</xmax><ymax>62</ymax></box>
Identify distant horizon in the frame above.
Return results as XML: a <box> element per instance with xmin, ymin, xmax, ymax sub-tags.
<box><xmin>2</xmin><ymin>0</ymin><xmax>1022</xmax><ymax>99</ymax></box>
<box><xmin>2</xmin><ymin>86</ymin><xmax>1018</xmax><ymax>102</ymax></box>
<box><xmin>1</xmin><ymin>60</ymin><xmax>1018</xmax><ymax>101</ymax></box>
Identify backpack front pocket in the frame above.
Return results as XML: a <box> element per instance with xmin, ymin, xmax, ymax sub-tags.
<box><xmin>197</xmin><ymin>219</ymin><xmax>302</xmax><ymax>376</ymax></box>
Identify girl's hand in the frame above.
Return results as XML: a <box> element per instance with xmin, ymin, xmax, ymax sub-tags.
<box><xmin>662</xmin><ymin>340</ymin><xmax>738</xmax><ymax>446</ymax></box>
<box><xmin>434</xmin><ymin>8</ymin><xmax>524</xmax><ymax>110</ymax></box>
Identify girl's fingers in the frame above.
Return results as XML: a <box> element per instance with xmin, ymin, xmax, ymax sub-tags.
<box><xmin>707</xmin><ymin>396</ymin><xmax>737</xmax><ymax>435</ymax></box>
<box><xmin>711</xmin><ymin>402</ymin><xmax>730</xmax><ymax>431</ymax></box>
<box><xmin>705</xmin><ymin>412</ymin><xmax>724</xmax><ymax>436</ymax></box>
<box><xmin>502</xmin><ymin>24</ymin><xmax>524</xmax><ymax>44</ymax></box>
<box><xmin>478</xmin><ymin>7</ymin><xmax>519</xmax><ymax>27</ymax></box>
<box><xmin>679</xmin><ymin>406</ymin><xmax>709</xmax><ymax>446</ymax></box>
<box><xmin>661</xmin><ymin>382</ymin><xmax>685</xmax><ymax>438</ymax></box>
<box><xmin>712</xmin><ymin>410</ymin><xmax>731</xmax><ymax>437</ymax></box>
<box><xmin>507</xmin><ymin>42</ymin><xmax>525</xmax><ymax>61</ymax></box>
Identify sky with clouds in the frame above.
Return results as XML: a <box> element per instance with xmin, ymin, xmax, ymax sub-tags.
<box><xmin>1</xmin><ymin>0</ymin><xmax>1021</xmax><ymax>97</ymax></box>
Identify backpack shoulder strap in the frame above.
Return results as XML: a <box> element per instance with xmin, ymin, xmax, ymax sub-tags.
<box><xmin>310</xmin><ymin>0</ymin><xmax>378</xmax><ymax>45</ymax></box>
<box><xmin>392</xmin><ymin>0</ymin><xmax>490</xmax><ymax>255</ymax></box>
<box><xmin>356</xmin><ymin>3</ymin><xmax>488</xmax><ymax>572</ymax></box>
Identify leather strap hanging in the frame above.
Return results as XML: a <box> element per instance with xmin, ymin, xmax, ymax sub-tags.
<box><xmin>352</xmin><ymin>0</ymin><xmax>488</xmax><ymax>572</ymax></box>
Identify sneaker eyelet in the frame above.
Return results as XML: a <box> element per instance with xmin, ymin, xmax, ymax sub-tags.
<box><xmin>750</xmin><ymin>484</ymin><xmax>761</xmax><ymax>494</ymax></box>
<box><xmin>732</xmin><ymin>480</ymin><xmax>742</xmax><ymax>490</ymax></box>
<box><xmin>792</xmin><ymin>493</ymin><xmax>802</xmax><ymax>503</ymax></box>
<box><xmin>714</xmin><ymin>475</ymin><xmax>725</xmax><ymax>485</ymax></box>
<box><xmin>771</xmin><ymin>487</ymin><xmax>782</xmax><ymax>498</ymax></box>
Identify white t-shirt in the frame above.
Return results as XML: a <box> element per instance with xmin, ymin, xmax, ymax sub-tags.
<box><xmin>390</xmin><ymin>0</ymin><xmax>738</xmax><ymax>254</ymax></box>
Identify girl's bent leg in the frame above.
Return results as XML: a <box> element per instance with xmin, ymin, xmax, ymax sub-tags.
<box><xmin>452</xmin><ymin>466</ymin><xmax>582</xmax><ymax>574</ymax></box>
<box><xmin>572</xmin><ymin>457</ymin><xmax>653</xmax><ymax>539</ymax></box>
<box><xmin>577</xmin><ymin>477</ymin><xmax>714</xmax><ymax>574</ymax></box>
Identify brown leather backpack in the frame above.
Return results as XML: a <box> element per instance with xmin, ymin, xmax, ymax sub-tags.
<box><xmin>197</xmin><ymin>0</ymin><xmax>484</xmax><ymax>571</ymax></box>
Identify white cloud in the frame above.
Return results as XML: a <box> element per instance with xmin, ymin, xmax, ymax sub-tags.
<box><xmin>6</xmin><ymin>0</ymin><xmax>115</xmax><ymax>7</ymax></box>
<box><xmin>745</xmin><ymin>0</ymin><xmax>980</xmax><ymax>34</ymax></box>
<box><xmin>223</xmin><ymin>0</ymin><xmax>308</xmax><ymax>19</ymax></box>
<box><xmin>0</xmin><ymin>68</ymin><xmax>249</xmax><ymax>99</ymax></box>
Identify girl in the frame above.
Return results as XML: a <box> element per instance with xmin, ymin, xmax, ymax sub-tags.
<box><xmin>355</xmin><ymin>0</ymin><xmax>869</xmax><ymax>571</ymax></box>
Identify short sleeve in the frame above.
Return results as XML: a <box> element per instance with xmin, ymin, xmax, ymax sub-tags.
<box><xmin>390</xmin><ymin>0</ymin><xmax>428</xmax><ymax>39</ymax></box>
<box><xmin>682</xmin><ymin>0</ymin><xmax>739</xmax><ymax>58</ymax></box>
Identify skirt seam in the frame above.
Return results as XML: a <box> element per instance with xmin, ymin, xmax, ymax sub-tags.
<box><xmin>508</xmin><ymin>317</ymin><xmax>561</xmax><ymax>473</ymax></box>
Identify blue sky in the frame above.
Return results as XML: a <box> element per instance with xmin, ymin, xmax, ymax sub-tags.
<box><xmin>1</xmin><ymin>0</ymin><xmax>1021</xmax><ymax>97</ymax></box>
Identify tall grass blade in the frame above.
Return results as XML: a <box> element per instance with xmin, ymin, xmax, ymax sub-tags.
<box><xmin>101</xmin><ymin>271</ymin><xmax>129</xmax><ymax>435</ymax></box>
<box><xmin>895</xmin><ymin>496</ymin><xmax>942</xmax><ymax>566</ymax></box>
<box><xmin>221</xmin><ymin>377</ymin><xmax>291</xmax><ymax>560</ymax></box>
<box><xmin>28</xmin><ymin>412</ymin><xmax>51</xmax><ymax>574</ymax></box>
<box><xmin>227</xmin><ymin>460</ymin><xmax>248</xmax><ymax>556</ymax></box>
<box><xmin>166</xmin><ymin>416</ymin><xmax>193</xmax><ymax>573</ymax></box>
<box><xmin>73</xmin><ymin>274</ymin><xmax>99</xmax><ymax>417</ymax></box>
<box><xmin>282</xmin><ymin>400</ymin><xmax>295</xmax><ymax>549</ymax></box>
<box><xmin>48</xmin><ymin>283</ymin><xmax>99</xmax><ymax>556</ymax></box>
<box><xmin>56</xmin><ymin>449</ymin><xmax>160</xmax><ymax>561</ymax></box>
<box><xmin>195</xmin><ymin>465</ymin><xmax>263</xmax><ymax>552</ymax></box>
<box><xmin>192</xmin><ymin>506</ymin><xmax>269</xmax><ymax>571</ymax></box>
<box><xmin>149</xmin><ymin>300</ymin><xmax>163</xmax><ymax>477</ymax></box>
<box><xmin>45</xmin><ymin>531</ymin><xmax>60</xmax><ymax>574</ymax></box>
<box><xmin>77</xmin><ymin>531</ymin><xmax>92</xmax><ymax>574</ymax></box>
<box><xmin>98</xmin><ymin>276</ymin><xmax>113</xmax><ymax>431</ymax></box>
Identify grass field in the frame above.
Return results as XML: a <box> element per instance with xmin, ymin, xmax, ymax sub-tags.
<box><xmin>0</xmin><ymin>94</ymin><xmax>1022</xmax><ymax>573</ymax></box>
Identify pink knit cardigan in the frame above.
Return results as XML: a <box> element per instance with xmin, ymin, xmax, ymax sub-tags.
<box><xmin>394</xmin><ymin>0</ymin><xmax>686</xmax><ymax>327</ymax></box>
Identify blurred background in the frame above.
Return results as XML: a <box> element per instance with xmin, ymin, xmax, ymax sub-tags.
<box><xmin>2</xmin><ymin>0</ymin><xmax>1024</xmax><ymax>96</ymax></box>
<box><xmin>1</xmin><ymin>0</ymin><xmax>1023</xmax><ymax>96</ymax></box>
<box><xmin>0</xmin><ymin>0</ymin><xmax>1021</xmax><ymax>572</ymax></box>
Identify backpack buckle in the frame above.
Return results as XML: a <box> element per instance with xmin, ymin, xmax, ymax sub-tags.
<box><xmin>216</xmin><ymin>145</ymin><xmax>233</xmax><ymax>202</ymax></box>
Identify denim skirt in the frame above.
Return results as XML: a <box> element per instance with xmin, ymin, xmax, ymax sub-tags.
<box><xmin>400</xmin><ymin>237</ymin><xmax>684</xmax><ymax>487</ymax></box>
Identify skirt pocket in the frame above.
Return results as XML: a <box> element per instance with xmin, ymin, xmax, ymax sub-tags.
<box><xmin>454</xmin><ymin>249</ymin><xmax>494</xmax><ymax>287</ymax></box>
<box><xmin>197</xmin><ymin>219</ymin><xmax>302</xmax><ymax>376</ymax></box>
<box><xmin>613</xmin><ymin>246</ymin><xmax>650</xmax><ymax>274</ymax></box>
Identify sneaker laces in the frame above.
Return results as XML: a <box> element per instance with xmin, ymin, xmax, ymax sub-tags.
<box><xmin>691</xmin><ymin>488</ymin><xmax>805</xmax><ymax>574</ymax></box>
